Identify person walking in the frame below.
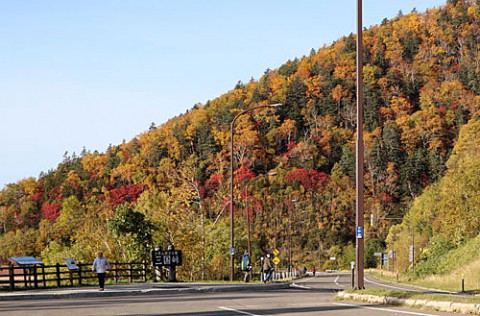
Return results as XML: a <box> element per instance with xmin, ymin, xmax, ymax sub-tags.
<box><xmin>92</xmin><ymin>251</ymin><xmax>111</xmax><ymax>291</ymax></box>
<box><xmin>241</xmin><ymin>251</ymin><xmax>251</xmax><ymax>282</ymax></box>
<box><xmin>263</xmin><ymin>254</ymin><xmax>272</xmax><ymax>283</ymax></box>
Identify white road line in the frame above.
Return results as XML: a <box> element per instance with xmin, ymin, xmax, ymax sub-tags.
<box><xmin>290</xmin><ymin>282</ymin><xmax>312</xmax><ymax>289</ymax></box>
<box><xmin>364</xmin><ymin>276</ymin><xmax>457</xmax><ymax>295</ymax></box>
<box><xmin>334</xmin><ymin>275</ymin><xmax>345</xmax><ymax>287</ymax></box>
<box><xmin>364</xmin><ymin>277</ymin><xmax>421</xmax><ymax>292</ymax></box>
<box><xmin>333</xmin><ymin>302</ymin><xmax>440</xmax><ymax>316</ymax></box>
<box><xmin>219</xmin><ymin>306</ymin><xmax>262</xmax><ymax>316</ymax></box>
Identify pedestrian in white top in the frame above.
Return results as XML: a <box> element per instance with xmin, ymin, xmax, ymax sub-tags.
<box><xmin>92</xmin><ymin>251</ymin><xmax>111</xmax><ymax>291</ymax></box>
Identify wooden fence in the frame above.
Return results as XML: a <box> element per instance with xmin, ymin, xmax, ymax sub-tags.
<box><xmin>0</xmin><ymin>262</ymin><xmax>147</xmax><ymax>290</ymax></box>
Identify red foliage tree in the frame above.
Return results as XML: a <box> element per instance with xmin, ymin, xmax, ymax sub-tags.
<box><xmin>204</xmin><ymin>173</ymin><xmax>223</xmax><ymax>197</ymax></box>
<box><xmin>287</xmin><ymin>141</ymin><xmax>296</xmax><ymax>151</ymax></box>
<box><xmin>109</xmin><ymin>183</ymin><xmax>145</xmax><ymax>207</ymax></box>
<box><xmin>30</xmin><ymin>188</ymin><xmax>44</xmax><ymax>204</ymax></box>
<box><xmin>284</xmin><ymin>168</ymin><xmax>329</xmax><ymax>191</ymax></box>
<box><xmin>41</xmin><ymin>203</ymin><xmax>61</xmax><ymax>222</ymax></box>
<box><xmin>234</xmin><ymin>165</ymin><xmax>256</xmax><ymax>185</ymax></box>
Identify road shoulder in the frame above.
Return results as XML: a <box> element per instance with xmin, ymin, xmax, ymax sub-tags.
<box><xmin>337</xmin><ymin>291</ymin><xmax>480</xmax><ymax>315</ymax></box>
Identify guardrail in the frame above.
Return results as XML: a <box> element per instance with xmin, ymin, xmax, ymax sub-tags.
<box><xmin>255</xmin><ymin>269</ymin><xmax>300</xmax><ymax>282</ymax></box>
<box><xmin>0</xmin><ymin>262</ymin><xmax>147</xmax><ymax>290</ymax></box>
<box><xmin>271</xmin><ymin>269</ymin><xmax>299</xmax><ymax>281</ymax></box>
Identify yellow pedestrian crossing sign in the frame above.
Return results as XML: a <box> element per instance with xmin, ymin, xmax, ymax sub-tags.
<box><xmin>273</xmin><ymin>249</ymin><xmax>280</xmax><ymax>256</ymax></box>
<box><xmin>272</xmin><ymin>257</ymin><xmax>281</xmax><ymax>265</ymax></box>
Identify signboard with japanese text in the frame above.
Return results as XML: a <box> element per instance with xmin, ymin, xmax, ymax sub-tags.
<box><xmin>151</xmin><ymin>248</ymin><xmax>182</xmax><ymax>267</ymax></box>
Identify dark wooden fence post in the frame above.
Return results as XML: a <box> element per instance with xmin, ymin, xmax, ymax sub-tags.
<box><xmin>42</xmin><ymin>265</ymin><xmax>46</xmax><ymax>288</ymax></box>
<box><xmin>33</xmin><ymin>266</ymin><xmax>38</xmax><ymax>289</ymax></box>
<box><xmin>78</xmin><ymin>261</ymin><xmax>82</xmax><ymax>285</ymax></box>
<box><xmin>129</xmin><ymin>263</ymin><xmax>133</xmax><ymax>283</ymax></box>
<box><xmin>114</xmin><ymin>262</ymin><xmax>118</xmax><ymax>283</ymax></box>
<box><xmin>56</xmin><ymin>263</ymin><xmax>61</xmax><ymax>287</ymax></box>
<box><xmin>23</xmin><ymin>267</ymin><xmax>28</xmax><ymax>288</ymax></box>
<box><xmin>9</xmin><ymin>264</ymin><xmax>15</xmax><ymax>290</ymax></box>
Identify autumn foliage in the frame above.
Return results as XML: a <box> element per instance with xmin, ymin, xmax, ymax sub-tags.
<box><xmin>1</xmin><ymin>1</ymin><xmax>480</xmax><ymax>280</ymax></box>
<box><xmin>284</xmin><ymin>168</ymin><xmax>328</xmax><ymax>191</ymax></box>
<box><xmin>108</xmin><ymin>184</ymin><xmax>145</xmax><ymax>207</ymax></box>
<box><xmin>41</xmin><ymin>203</ymin><xmax>61</xmax><ymax>222</ymax></box>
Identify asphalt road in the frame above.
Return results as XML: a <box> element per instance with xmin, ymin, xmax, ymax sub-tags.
<box><xmin>294</xmin><ymin>271</ymin><xmax>447</xmax><ymax>293</ymax></box>
<box><xmin>0</xmin><ymin>274</ymin><xmax>455</xmax><ymax>316</ymax></box>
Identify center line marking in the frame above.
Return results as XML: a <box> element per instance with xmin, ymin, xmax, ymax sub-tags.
<box><xmin>334</xmin><ymin>275</ymin><xmax>345</xmax><ymax>287</ymax></box>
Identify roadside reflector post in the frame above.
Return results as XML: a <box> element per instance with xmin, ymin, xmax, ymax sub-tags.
<box><xmin>351</xmin><ymin>261</ymin><xmax>355</xmax><ymax>289</ymax></box>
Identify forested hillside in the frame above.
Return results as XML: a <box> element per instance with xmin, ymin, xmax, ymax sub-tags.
<box><xmin>1</xmin><ymin>0</ymin><xmax>480</xmax><ymax>280</ymax></box>
<box><xmin>387</xmin><ymin>118</ymin><xmax>480</xmax><ymax>275</ymax></box>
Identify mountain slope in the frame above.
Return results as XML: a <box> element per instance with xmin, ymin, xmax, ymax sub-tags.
<box><xmin>388</xmin><ymin>117</ymin><xmax>480</xmax><ymax>275</ymax></box>
<box><xmin>0</xmin><ymin>0</ymin><xmax>479</xmax><ymax>280</ymax></box>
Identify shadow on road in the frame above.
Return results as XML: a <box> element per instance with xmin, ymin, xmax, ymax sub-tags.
<box><xmin>133</xmin><ymin>304</ymin><xmax>359</xmax><ymax>316</ymax></box>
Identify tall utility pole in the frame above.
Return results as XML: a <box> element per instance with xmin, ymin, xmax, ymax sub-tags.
<box><xmin>355</xmin><ymin>0</ymin><xmax>365</xmax><ymax>290</ymax></box>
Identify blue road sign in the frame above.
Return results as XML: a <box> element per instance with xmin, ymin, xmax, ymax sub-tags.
<box><xmin>356</xmin><ymin>226</ymin><xmax>364</xmax><ymax>239</ymax></box>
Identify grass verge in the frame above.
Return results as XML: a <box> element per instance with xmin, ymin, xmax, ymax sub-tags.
<box><xmin>342</xmin><ymin>288</ymin><xmax>480</xmax><ymax>305</ymax></box>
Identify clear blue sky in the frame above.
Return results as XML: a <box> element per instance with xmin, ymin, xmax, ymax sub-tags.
<box><xmin>0</xmin><ymin>0</ymin><xmax>445</xmax><ymax>189</ymax></box>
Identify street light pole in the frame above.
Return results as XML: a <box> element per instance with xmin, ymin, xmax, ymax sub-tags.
<box><xmin>245</xmin><ymin>181</ymin><xmax>252</xmax><ymax>257</ymax></box>
<box><xmin>289</xmin><ymin>199</ymin><xmax>298</xmax><ymax>274</ymax></box>
<box><xmin>244</xmin><ymin>180</ymin><xmax>253</xmax><ymax>282</ymax></box>
<box><xmin>230</xmin><ymin>103</ymin><xmax>282</xmax><ymax>281</ymax></box>
<box><xmin>355</xmin><ymin>0</ymin><xmax>365</xmax><ymax>290</ymax></box>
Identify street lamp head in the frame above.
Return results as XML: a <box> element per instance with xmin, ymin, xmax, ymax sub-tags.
<box><xmin>268</xmin><ymin>103</ymin><xmax>283</xmax><ymax>108</ymax></box>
